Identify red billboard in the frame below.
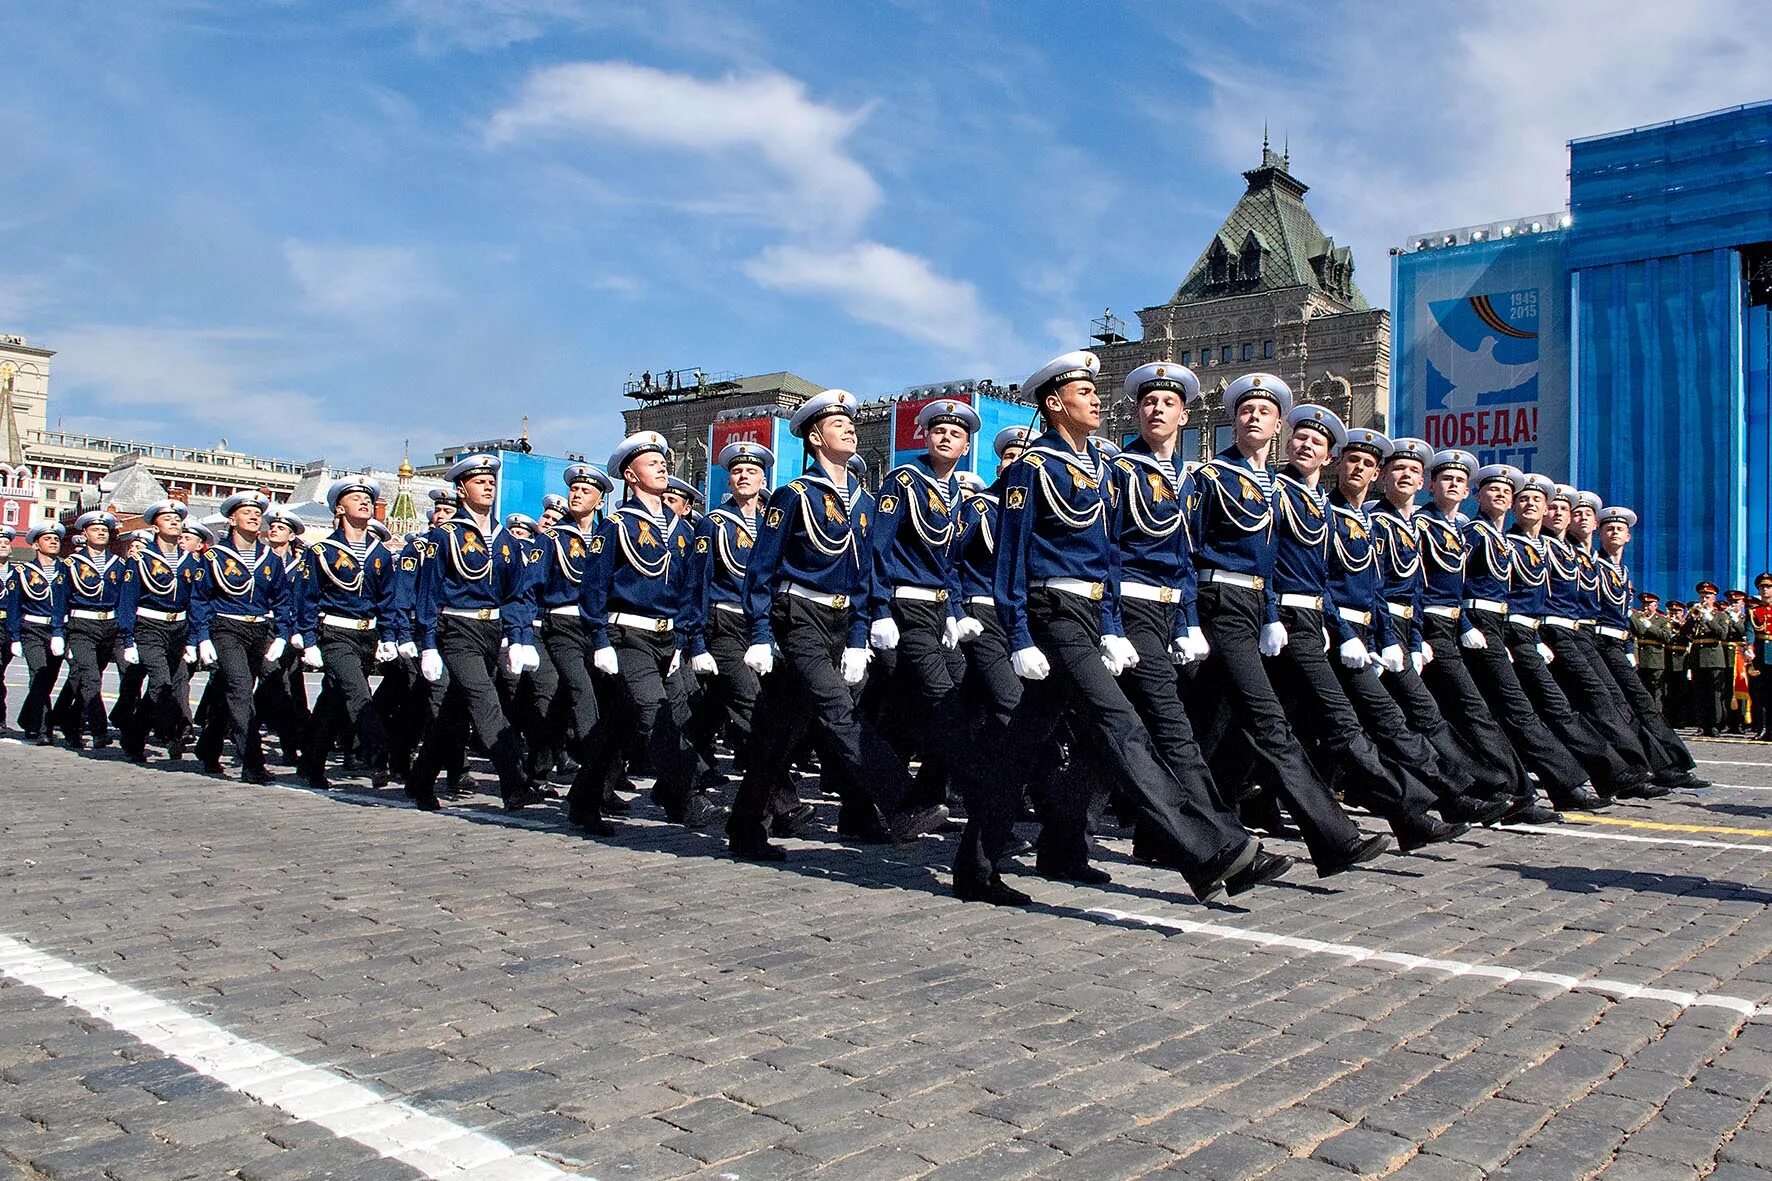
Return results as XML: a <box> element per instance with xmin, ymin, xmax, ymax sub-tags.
<box><xmin>893</xmin><ymin>393</ymin><xmax>976</xmax><ymax>453</ymax></box>
<box><xmin>711</xmin><ymin>415</ymin><xmax>772</xmax><ymax>456</ymax></box>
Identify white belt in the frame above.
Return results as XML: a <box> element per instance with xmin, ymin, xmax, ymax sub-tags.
<box><xmin>610</xmin><ymin>612</ymin><xmax>673</xmax><ymax>633</ymax></box>
<box><xmin>1277</xmin><ymin>593</ymin><xmax>1324</xmax><ymax>611</ymax></box>
<box><xmin>441</xmin><ymin>607</ymin><xmax>498</xmax><ymax>620</ymax></box>
<box><xmin>1338</xmin><ymin>607</ymin><xmax>1372</xmax><ymax>626</ymax></box>
<box><xmin>1202</xmin><ymin>569</ymin><xmax>1265</xmax><ymax>590</ymax></box>
<box><xmin>783</xmin><ymin>581</ymin><xmax>852</xmax><ymax>610</ymax></box>
<box><xmin>714</xmin><ymin>602</ymin><xmax>745</xmax><ymax>615</ymax></box>
<box><xmin>1597</xmin><ymin>625</ymin><xmax>1631</xmax><ymax>641</ymax></box>
<box><xmin>1386</xmin><ymin>601</ymin><xmax>1415</xmax><ymax>620</ymax></box>
<box><xmin>891</xmin><ymin>586</ymin><xmax>949</xmax><ymax>602</ymax></box>
<box><xmin>1121</xmin><ymin>582</ymin><xmax>1185</xmax><ymax>604</ymax></box>
<box><xmin>1463</xmin><ymin>598</ymin><xmax>1509</xmax><ymax>616</ymax></box>
<box><xmin>217</xmin><ymin>612</ymin><xmax>268</xmax><ymax>623</ymax></box>
<box><xmin>135</xmin><ymin>607</ymin><xmax>187</xmax><ymax>623</ymax></box>
<box><xmin>967</xmin><ymin>595</ymin><xmax>996</xmax><ymax>607</ymax></box>
<box><xmin>547</xmin><ymin>605</ymin><xmax>581</xmax><ymax>617</ymax></box>
<box><xmin>70</xmin><ymin>609</ymin><xmax>116</xmax><ymax>621</ymax></box>
<box><xmin>1541</xmin><ymin>615</ymin><xmax>1580</xmax><ymax>631</ymax></box>
<box><xmin>1510</xmin><ymin>615</ymin><xmax>1541</xmax><ymax>631</ymax></box>
<box><xmin>321</xmin><ymin>613</ymin><xmax>376</xmax><ymax>631</ymax></box>
<box><xmin>24</xmin><ymin>613</ymin><xmax>52</xmax><ymax>626</ymax></box>
<box><xmin>1033</xmin><ymin>577</ymin><xmax>1105</xmax><ymax>601</ymax></box>
<box><xmin>1424</xmin><ymin>604</ymin><xmax>1462</xmax><ymax>619</ymax></box>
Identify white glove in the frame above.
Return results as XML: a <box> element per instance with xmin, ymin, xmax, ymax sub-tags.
<box><xmin>8</xmin><ymin>641</ymin><xmax>20</xmax><ymax>658</ymax></box>
<box><xmin>183</xmin><ymin>645</ymin><xmax>197</xmax><ymax>665</ymax></box>
<box><xmin>1411</xmin><ymin>649</ymin><xmax>1426</xmax><ymax>676</ymax></box>
<box><xmin>302</xmin><ymin>645</ymin><xmax>324</xmax><ymax>670</ymax></box>
<box><xmin>1258</xmin><ymin>622</ymin><xmax>1288</xmax><ymax>657</ymax></box>
<box><xmin>122</xmin><ymin>644</ymin><xmax>141</xmax><ymax>666</ymax></box>
<box><xmin>1379</xmin><ymin>644</ymin><xmax>1406</xmax><ymax>674</ymax></box>
<box><xmin>1100</xmin><ymin>633</ymin><xmax>1139</xmax><ymax>675</ymax></box>
<box><xmin>691</xmin><ymin>651</ymin><xmax>718</xmax><ymax>675</ymax></box>
<box><xmin>593</xmin><ymin>646</ymin><xmax>620</xmax><ymax>676</ymax></box>
<box><xmin>1185</xmin><ymin>626</ymin><xmax>1210</xmax><ymax>661</ymax></box>
<box><xmin>1339</xmin><ymin>637</ymin><xmax>1370</xmax><ymax>669</ymax></box>
<box><xmin>956</xmin><ymin>616</ymin><xmax>984</xmax><ymax>643</ymax></box>
<box><xmin>198</xmin><ymin>639</ymin><xmax>218</xmax><ymax>667</ymax></box>
<box><xmin>263</xmin><ymin>637</ymin><xmax>287</xmax><ymax>668</ymax></box>
<box><xmin>1537</xmin><ymin>642</ymin><xmax>1555</xmax><ymax>664</ymax></box>
<box><xmin>840</xmin><ymin>647</ymin><xmax>871</xmax><ymax>686</ymax></box>
<box><xmin>1420</xmin><ymin>642</ymin><xmax>1435</xmax><ymax>666</ymax></box>
<box><xmin>375</xmin><ymin>640</ymin><xmax>398</xmax><ymax>663</ymax></box>
<box><xmin>419</xmin><ymin>648</ymin><xmax>444</xmax><ymax>682</ymax></box>
<box><xmin>941</xmin><ymin>616</ymin><xmax>963</xmax><ymax>650</ymax></box>
<box><xmin>1171</xmin><ymin>635</ymin><xmax>1202</xmax><ymax>666</ymax></box>
<box><xmin>1322</xmin><ymin>627</ymin><xmax>1332</xmax><ymax>654</ymax></box>
<box><xmin>1011</xmin><ymin>646</ymin><xmax>1051</xmax><ymax>680</ymax></box>
<box><xmin>1626</xmin><ymin>650</ymin><xmax>1637</xmax><ymax>668</ymax></box>
<box><xmin>503</xmin><ymin>643</ymin><xmax>526</xmax><ymax>675</ymax></box>
<box><xmin>743</xmin><ymin>643</ymin><xmax>774</xmax><ymax>676</ymax></box>
<box><xmin>667</xmin><ymin>650</ymin><xmax>681</xmax><ymax>677</ymax></box>
<box><xmin>289</xmin><ymin>632</ymin><xmax>305</xmax><ymax>650</ymax></box>
<box><xmin>397</xmin><ymin>641</ymin><xmax>419</xmax><ymax>659</ymax></box>
<box><xmin>50</xmin><ymin>636</ymin><xmax>65</xmax><ymax>657</ymax></box>
<box><xmin>1460</xmin><ymin>627</ymin><xmax>1488</xmax><ymax>650</ymax></box>
<box><xmin>869</xmin><ymin>616</ymin><xmax>900</xmax><ymax>651</ymax></box>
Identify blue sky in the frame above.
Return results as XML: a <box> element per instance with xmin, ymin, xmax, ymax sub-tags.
<box><xmin>5</xmin><ymin>0</ymin><xmax>1771</xmax><ymax>468</ymax></box>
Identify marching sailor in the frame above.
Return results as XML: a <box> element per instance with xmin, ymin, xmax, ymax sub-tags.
<box><xmin>116</xmin><ymin>500</ymin><xmax>197</xmax><ymax>762</ymax></box>
<box><xmin>56</xmin><ymin>510</ymin><xmax>125</xmax><ymax>749</ymax></box>
<box><xmin>16</xmin><ymin>523</ymin><xmax>68</xmax><ymax>744</ymax></box>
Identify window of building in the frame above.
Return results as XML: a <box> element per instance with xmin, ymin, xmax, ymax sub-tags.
<box><xmin>1179</xmin><ymin>351</ymin><xmax>1191</xmax><ymax>366</ymax></box>
<box><xmin>1263</xmin><ymin>339</ymin><xmax>1275</xmax><ymax>359</ymax></box>
<box><xmin>1241</xmin><ymin>342</ymin><xmax>1253</xmax><ymax>362</ymax></box>
<box><xmin>2</xmin><ymin>501</ymin><xmax>16</xmax><ymax>527</ymax></box>
<box><xmin>1220</xmin><ymin>345</ymin><xmax>1232</xmax><ymax>365</ymax></box>
<box><xmin>1180</xmin><ymin>427</ymin><xmax>1201</xmax><ymax>458</ymax></box>
<box><xmin>1214</xmin><ymin>424</ymin><xmax>1234</xmax><ymax>452</ymax></box>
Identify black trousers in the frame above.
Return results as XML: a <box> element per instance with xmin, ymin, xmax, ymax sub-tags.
<box><xmin>300</xmin><ymin>627</ymin><xmax>389</xmax><ymax>779</ymax></box>
<box><xmin>514</xmin><ymin>622</ymin><xmax>562</xmax><ymax>770</ymax></box>
<box><xmin>60</xmin><ymin>616</ymin><xmax>119</xmax><ymax>744</ymax></box>
<box><xmin>1459</xmin><ymin>609</ymin><xmax>1590</xmax><ymax>797</ymax></box>
<box><xmin>1190</xmin><ymin>583</ymin><xmax>1365</xmax><ymax>868</ymax></box>
<box><xmin>1752</xmin><ymin>664</ymin><xmax>1772</xmax><ymax>736</ymax></box>
<box><xmin>1690</xmin><ymin>665</ymin><xmax>1728</xmax><ymax>732</ymax></box>
<box><xmin>883</xmin><ymin>597</ymin><xmax>968</xmax><ymax>810</ymax></box>
<box><xmin>409</xmin><ymin>616</ymin><xmax>527</xmax><ymax>796</ymax></box>
<box><xmin>0</xmin><ymin>634</ymin><xmax>9</xmax><ymax>729</ymax></box>
<box><xmin>685</xmin><ymin>606</ymin><xmax>760</xmax><ymax>768</ymax></box>
<box><xmin>120</xmin><ymin>617</ymin><xmax>189</xmax><ymax>753</ymax></box>
<box><xmin>1542</xmin><ymin>624</ymin><xmax>1652</xmax><ymax>774</ymax></box>
<box><xmin>1505</xmin><ymin>621</ymin><xmax>1638</xmax><ymax>794</ymax></box>
<box><xmin>1374</xmin><ymin>640</ymin><xmax>1495</xmax><ymax>799</ymax></box>
<box><xmin>194</xmin><ymin>616</ymin><xmax>270</xmax><ymax>774</ymax></box>
<box><xmin>18</xmin><ymin>623</ymin><xmax>62</xmax><ymax>739</ymax></box>
<box><xmin>112</xmin><ymin>662</ymin><xmax>144</xmax><ymax>730</ymax></box>
<box><xmin>1592</xmin><ymin>634</ymin><xmax>1697</xmax><ymax>774</ymax></box>
<box><xmin>953</xmin><ymin>602</ymin><xmax>1026</xmax><ymax>884</ymax></box>
<box><xmin>730</xmin><ymin>595</ymin><xmax>911</xmax><ymax>846</ymax></box>
<box><xmin>583</xmin><ymin>625</ymin><xmax>697</xmax><ymax>818</ymax></box>
<box><xmin>1418</xmin><ymin>613</ymin><xmax>1534</xmax><ymax>803</ymax></box>
<box><xmin>254</xmin><ymin>647</ymin><xmax>309</xmax><ymax>760</ymax></box>
<box><xmin>533</xmin><ymin>616</ymin><xmax>605</xmax><ymax>818</ymax></box>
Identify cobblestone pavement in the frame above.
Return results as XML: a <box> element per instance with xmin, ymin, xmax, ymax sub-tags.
<box><xmin>3</xmin><ymin>706</ymin><xmax>1772</xmax><ymax>1179</ymax></box>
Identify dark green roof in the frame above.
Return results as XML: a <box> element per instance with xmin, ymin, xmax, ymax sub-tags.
<box><xmin>1171</xmin><ymin>146</ymin><xmax>1369</xmax><ymax>310</ymax></box>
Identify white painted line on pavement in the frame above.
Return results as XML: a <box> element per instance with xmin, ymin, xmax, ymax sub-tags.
<box><xmin>0</xmin><ymin>934</ymin><xmax>567</xmax><ymax>1180</ymax></box>
<box><xmin>1496</xmin><ymin>822</ymin><xmax>1772</xmax><ymax>853</ymax></box>
<box><xmin>1697</xmin><ymin>758</ymin><xmax>1772</xmax><ymax>768</ymax></box>
<box><xmin>1699</xmin><ymin>782</ymin><xmax>1772</xmax><ymax>793</ymax></box>
<box><xmin>1087</xmin><ymin>907</ymin><xmax>1770</xmax><ymax>1020</ymax></box>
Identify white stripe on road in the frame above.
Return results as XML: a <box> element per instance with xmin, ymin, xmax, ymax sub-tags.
<box><xmin>0</xmin><ymin>934</ymin><xmax>567</xmax><ymax>1180</ymax></box>
<box><xmin>1701</xmin><ymin>782</ymin><xmax>1772</xmax><ymax>793</ymax></box>
<box><xmin>1087</xmin><ymin>907</ymin><xmax>1769</xmax><ymax>1019</ymax></box>
<box><xmin>1697</xmin><ymin>758</ymin><xmax>1772</xmax><ymax>768</ymax></box>
<box><xmin>1496</xmin><ymin>822</ymin><xmax>1772</xmax><ymax>853</ymax></box>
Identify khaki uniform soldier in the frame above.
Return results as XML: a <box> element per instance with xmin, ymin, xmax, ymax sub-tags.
<box><xmin>1630</xmin><ymin>594</ymin><xmax>1672</xmax><ymax>714</ymax></box>
<box><xmin>1678</xmin><ymin>582</ymin><xmax>1734</xmax><ymax>737</ymax></box>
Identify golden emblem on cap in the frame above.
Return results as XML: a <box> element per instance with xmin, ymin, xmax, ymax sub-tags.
<box><xmin>1312</xmin><ymin>410</ymin><xmax>1323</xmax><ymax>421</ymax></box>
<box><xmin>1156</xmin><ymin>366</ymin><xmax>1167</xmax><ymax>377</ymax></box>
<box><xmin>1251</xmin><ymin>375</ymin><xmax>1263</xmax><ymax>387</ymax></box>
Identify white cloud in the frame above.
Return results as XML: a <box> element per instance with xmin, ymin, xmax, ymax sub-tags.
<box><xmin>487</xmin><ymin>61</ymin><xmax>881</xmax><ymax>238</ymax></box>
<box><xmin>387</xmin><ymin>0</ymin><xmax>599</xmax><ymax>51</ymax></box>
<box><xmin>746</xmin><ymin>241</ymin><xmax>1010</xmax><ymax>359</ymax></box>
<box><xmin>283</xmin><ymin>240</ymin><xmax>446</xmax><ymax>319</ymax></box>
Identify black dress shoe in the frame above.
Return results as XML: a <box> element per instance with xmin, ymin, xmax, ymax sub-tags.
<box><xmin>730</xmin><ymin>838</ymin><xmax>787</xmax><ymax>862</ymax></box>
<box><xmin>954</xmin><ymin>876</ymin><xmax>1032</xmax><ymax>906</ymax></box>
<box><xmin>887</xmin><ymin>804</ymin><xmax>948</xmax><ymax>843</ymax></box>
<box><xmin>1395</xmin><ymin>815</ymin><xmax>1469</xmax><ymax>853</ymax></box>
<box><xmin>1442</xmin><ymin>794</ymin><xmax>1513</xmax><ymax>825</ymax></box>
<box><xmin>603</xmin><ymin>792</ymin><xmax>632</xmax><ymax>815</ymax></box>
<box><xmin>1614</xmin><ymin>778</ymin><xmax>1671</xmax><ymax>799</ymax></box>
<box><xmin>1552</xmin><ymin>787</ymin><xmax>1612</xmax><ymax>812</ymax></box>
<box><xmin>241</xmin><ymin>766</ymin><xmax>275</xmax><ymax>785</ymax></box>
<box><xmin>1034</xmin><ymin>859</ymin><xmax>1112</xmax><ymax>885</ymax></box>
<box><xmin>1225</xmin><ymin>850</ymin><xmax>1295</xmax><ymax>896</ymax></box>
<box><xmin>573</xmin><ymin>814</ymin><xmax>616</xmax><ymax>837</ymax></box>
<box><xmin>122</xmin><ymin>746</ymin><xmax>149</xmax><ymax>765</ymax></box>
<box><xmin>201</xmin><ymin>759</ymin><xmax>227</xmax><ymax>777</ymax></box>
<box><xmin>33</xmin><ymin>733</ymin><xmax>54</xmax><ymax>747</ymax></box>
<box><xmin>1317</xmin><ymin>833</ymin><xmax>1391</xmax><ymax>878</ymax></box>
<box><xmin>298</xmin><ymin>771</ymin><xmax>332</xmax><ymax>791</ymax></box>
<box><xmin>837</xmin><ymin>822</ymin><xmax>893</xmax><ymax>844</ymax></box>
<box><xmin>503</xmin><ymin>785</ymin><xmax>548</xmax><ymax>811</ymax></box>
<box><xmin>1503</xmin><ymin>801</ymin><xmax>1564</xmax><ymax>825</ymax></box>
<box><xmin>997</xmin><ymin>836</ymin><xmax>1034</xmax><ymax>861</ymax></box>
<box><xmin>770</xmin><ymin>803</ymin><xmax>816</xmax><ymax>838</ymax></box>
<box><xmin>371</xmin><ymin>770</ymin><xmax>391</xmax><ymax>788</ymax></box>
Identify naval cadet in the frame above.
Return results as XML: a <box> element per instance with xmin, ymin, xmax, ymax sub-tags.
<box><xmin>408</xmin><ymin>453</ymin><xmax>547</xmax><ymax>811</ymax></box>
<box><xmin>428</xmin><ymin>486</ymin><xmax>459</xmax><ymax>527</ymax></box>
<box><xmin>16</xmin><ymin>523</ymin><xmax>68</xmax><ymax>744</ymax></box>
<box><xmin>663</xmin><ymin>476</ymin><xmax>703</xmax><ymax>523</ymax></box>
<box><xmin>1186</xmin><ymin>372</ymin><xmax>1389</xmax><ymax>876</ymax></box>
<box><xmin>257</xmin><ymin>506</ymin><xmax>313</xmax><ymax>765</ymax></box>
<box><xmin>539</xmin><ymin>493</ymin><xmax>568</xmax><ymax>530</ymax></box>
<box><xmin>188</xmin><ymin>492</ymin><xmax>292</xmax><ymax>783</ymax></box>
<box><xmin>116</xmin><ymin>500</ymin><xmax>197</xmax><ymax>762</ymax></box>
<box><xmin>57</xmin><ymin>510</ymin><xmax>125</xmax><ymax>749</ymax></box>
<box><xmin>0</xmin><ymin>528</ymin><xmax>15</xmax><ymax>730</ymax></box>
<box><xmin>295</xmin><ymin>477</ymin><xmax>400</xmax><ymax>791</ymax></box>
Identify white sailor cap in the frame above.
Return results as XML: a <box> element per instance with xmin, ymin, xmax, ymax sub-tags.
<box><xmin>1598</xmin><ymin>505</ymin><xmax>1637</xmax><ymax>527</ymax></box>
<box><xmin>73</xmin><ymin>510</ymin><xmax>118</xmax><ymax>533</ymax></box>
<box><xmin>1430</xmin><ymin>448</ymin><xmax>1478</xmax><ymax>475</ymax></box>
<box><xmin>129</xmin><ymin>529</ymin><xmax>154</xmax><ymax>545</ymax></box>
<box><xmin>503</xmin><ymin>512</ymin><xmax>537</xmax><ymax>534</ymax></box>
<box><xmin>366</xmin><ymin>519</ymin><xmax>392</xmax><ymax>542</ymax></box>
<box><xmin>181</xmin><ymin>520</ymin><xmax>216</xmax><ymax>545</ymax></box>
<box><xmin>1088</xmin><ymin>435</ymin><xmax>1122</xmax><ymax>459</ymax></box>
<box><xmin>1575</xmin><ymin>490</ymin><xmax>1603</xmax><ymax>513</ymax></box>
<box><xmin>563</xmin><ymin>463</ymin><xmax>614</xmax><ymax>493</ymax></box>
<box><xmin>1384</xmin><ymin>437</ymin><xmax>1433</xmax><ymax>467</ymax></box>
<box><xmin>265</xmin><ymin>505</ymin><xmax>306</xmax><ymax>535</ymax></box>
<box><xmin>446</xmin><ymin>452</ymin><xmax>501</xmax><ymax>483</ymax></box>
<box><xmin>1123</xmin><ymin>361</ymin><xmax>1200</xmax><ymax>404</ymax></box>
<box><xmin>1341</xmin><ymin>427</ymin><xmax>1391</xmax><ymax>459</ymax></box>
<box><xmin>201</xmin><ymin>513</ymin><xmax>228</xmax><ymax>532</ymax></box>
<box><xmin>26</xmin><ymin>522</ymin><xmax>65</xmax><ymax>543</ymax></box>
<box><xmin>665</xmin><ymin>476</ymin><xmax>702</xmax><ymax>504</ymax></box>
<box><xmin>0</xmin><ymin>527</ymin><xmax>13</xmax><ymax>542</ymax></box>
<box><xmin>716</xmin><ymin>440</ymin><xmax>774</xmax><ymax>472</ymax></box>
<box><xmin>1284</xmin><ymin>403</ymin><xmax>1347</xmax><ymax>449</ymax></box>
<box><xmin>143</xmin><ymin>500</ymin><xmax>189</xmax><ymax>524</ymax></box>
<box><xmin>1474</xmin><ymin>463</ymin><xmax>1525</xmax><ymax>492</ymax></box>
<box><xmin>326</xmin><ymin>477</ymin><xmax>381</xmax><ymax>512</ymax></box>
<box><xmin>955</xmin><ymin>471</ymin><xmax>987</xmax><ymax>494</ymax></box>
<box><xmin>401</xmin><ymin>530</ymin><xmax>424</xmax><ymax>545</ymax></box>
<box><xmin>220</xmin><ymin>490</ymin><xmax>270</xmax><ymax>518</ymax></box>
<box><xmin>993</xmin><ymin>426</ymin><xmax>1030</xmax><ymax>458</ymax></box>
<box><xmin>428</xmin><ymin>487</ymin><xmax>460</xmax><ymax>506</ymax></box>
<box><xmin>609</xmin><ymin>431</ymin><xmax>670</xmax><ymax>475</ymax></box>
<box><xmin>540</xmin><ymin>493</ymin><xmax>568</xmax><ymax>515</ymax></box>
<box><xmin>789</xmin><ymin>390</ymin><xmax>860</xmax><ymax>439</ymax></box>
<box><xmin>1551</xmin><ymin>482</ymin><xmax>1577</xmax><ymax>504</ymax></box>
<box><xmin>1520</xmin><ymin>473</ymin><xmax>1557</xmax><ymax>500</ymax></box>
<box><xmin>1024</xmin><ymin>350</ymin><xmax>1100</xmax><ymax>398</ymax></box>
<box><xmin>1224</xmin><ymin>372</ymin><xmax>1294</xmax><ymax>414</ymax></box>
<box><xmin>915</xmin><ymin>398</ymin><xmax>982</xmax><ymax>435</ymax></box>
